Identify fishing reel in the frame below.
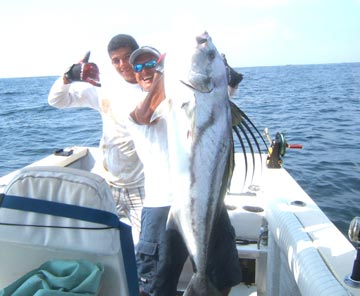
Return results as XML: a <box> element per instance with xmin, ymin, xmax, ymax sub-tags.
<box><xmin>264</xmin><ymin>128</ymin><xmax>303</xmax><ymax>168</ymax></box>
<box><xmin>345</xmin><ymin>217</ymin><xmax>360</xmax><ymax>288</ymax></box>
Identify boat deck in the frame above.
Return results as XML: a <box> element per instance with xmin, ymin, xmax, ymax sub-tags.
<box><xmin>177</xmin><ymin>284</ymin><xmax>257</xmax><ymax>295</ymax></box>
<box><xmin>231</xmin><ymin>284</ymin><xmax>257</xmax><ymax>296</ymax></box>
<box><xmin>177</xmin><ymin>284</ymin><xmax>257</xmax><ymax>296</ymax></box>
<box><xmin>1</xmin><ymin>147</ymin><xmax>359</xmax><ymax>296</ymax></box>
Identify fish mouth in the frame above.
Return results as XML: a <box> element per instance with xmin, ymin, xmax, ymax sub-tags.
<box><xmin>180</xmin><ymin>76</ymin><xmax>214</xmax><ymax>93</ymax></box>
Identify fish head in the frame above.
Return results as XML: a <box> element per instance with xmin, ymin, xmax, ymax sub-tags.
<box><xmin>163</xmin><ymin>31</ymin><xmax>230</xmax><ymax>151</ymax></box>
<box><xmin>183</xmin><ymin>31</ymin><xmax>228</xmax><ymax>94</ymax></box>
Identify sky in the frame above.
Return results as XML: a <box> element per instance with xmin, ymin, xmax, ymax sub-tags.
<box><xmin>0</xmin><ymin>0</ymin><xmax>359</xmax><ymax>78</ymax></box>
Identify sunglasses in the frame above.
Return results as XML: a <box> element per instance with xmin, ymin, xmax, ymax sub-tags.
<box><xmin>133</xmin><ymin>59</ymin><xmax>158</xmax><ymax>73</ymax></box>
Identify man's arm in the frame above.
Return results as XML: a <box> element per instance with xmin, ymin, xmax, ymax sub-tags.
<box><xmin>48</xmin><ymin>77</ymin><xmax>100</xmax><ymax>110</ymax></box>
<box><xmin>48</xmin><ymin>51</ymin><xmax>101</xmax><ymax>109</ymax></box>
<box><xmin>130</xmin><ymin>72</ymin><xmax>165</xmax><ymax>125</ymax></box>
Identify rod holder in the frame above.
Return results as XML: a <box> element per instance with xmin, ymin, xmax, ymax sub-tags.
<box><xmin>345</xmin><ymin>217</ymin><xmax>360</xmax><ymax>288</ymax></box>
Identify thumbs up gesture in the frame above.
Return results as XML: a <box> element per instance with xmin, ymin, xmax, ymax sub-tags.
<box><xmin>64</xmin><ymin>51</ymin><xmax>101</xmax><ymax>87</ymax></box>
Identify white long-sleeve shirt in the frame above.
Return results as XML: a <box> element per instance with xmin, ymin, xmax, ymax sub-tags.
<box><xmin>48</xmin><ymin>76</ymin><xmax>144</xmax><ymax>189</ymax></box>
<box><xmin>127</xmin><ymin>115</ymin><xmax>172</xmax><ymax>207</ymax></box>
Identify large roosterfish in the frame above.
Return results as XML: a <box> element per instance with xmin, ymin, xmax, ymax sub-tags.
<box><xmin>164</xmin><ymin>31</ymin><xmax>235</xmax><ymax>296</ymax></box>
<box><xmin>148</xmin><ymin>30</ymin><xmax>264</xmax><ymax>295</ymax></box>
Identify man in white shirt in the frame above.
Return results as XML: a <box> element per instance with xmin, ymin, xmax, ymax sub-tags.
<box><xmin>48</xmin><ymin>34</ymin><xmax>145</xmax><ymax>239</ymax></box>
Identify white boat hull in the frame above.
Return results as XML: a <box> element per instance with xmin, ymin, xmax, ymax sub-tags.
<box><xmin>0</xmin><ymin>146</ymin><xmax>358</xmax><ymax>296</ymax></box>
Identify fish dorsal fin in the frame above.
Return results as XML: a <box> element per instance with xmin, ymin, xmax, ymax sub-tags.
<box><xmin>230</xmin><ymin>100</ymin><xmax>243</xmax><ymax>126</ymax></box>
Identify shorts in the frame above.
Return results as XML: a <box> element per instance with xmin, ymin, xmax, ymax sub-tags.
<box><xmin>111</xmin><ymin>185</ymin><xmax>145</xmax><ymax>240</ymax></box>
<box><xmin>136</xmin><ymin>205</ymin><xmax>242</xmax><ymax>295</ymax></box>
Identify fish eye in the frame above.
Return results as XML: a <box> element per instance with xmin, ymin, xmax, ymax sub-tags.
<box><xmin>208</xmin><ymin>50</ymin><xmax>216</xmax><ymax>60</ymax></box>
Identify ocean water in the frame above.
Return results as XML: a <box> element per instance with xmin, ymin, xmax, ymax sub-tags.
<box><xmin>0</xmin><ymin>63</ymin><xmax>359</xmax><ymax>236</ymax></box>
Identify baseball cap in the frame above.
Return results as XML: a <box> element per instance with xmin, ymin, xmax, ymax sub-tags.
<box><xmin>129</xmin><ymin>46</ymin><xmax>161</xmax><ymax>65</ymax></box>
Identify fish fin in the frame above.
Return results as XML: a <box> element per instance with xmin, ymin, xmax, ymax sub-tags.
<box><xmin>230</xmin><ymin>100</ymin><xmax>243</xmax><ymax>126</ymax></box>
<box><xmin>183</xmin><ymin>274</ymin><xmax>222</xmax><ymax>296</ymax></box>
<box><xmin>225</xmin><ymin>135</ymin><xmax>235</xmax><ymax>192</ymax></box>
<box><xmin>230</xmin><ymin>100</ymin><xmax>268</xmax><ymax>149</ymax></box>
<box><xmin>230</xmin><ymin>100</ymin><xmax>270</xmax><ymax>189</ymax></box>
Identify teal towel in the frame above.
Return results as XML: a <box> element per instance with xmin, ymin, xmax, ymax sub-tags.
<box><xmin>0</xmin><ymin>259</ymin><xmax>104</xmax><ymax>296</ymax></box>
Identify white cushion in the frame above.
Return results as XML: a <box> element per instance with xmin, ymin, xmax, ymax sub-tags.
<box><xmin>0</xmin><ymin>166</ymin><xmax>120</xmax><ymax>254</ymax></box>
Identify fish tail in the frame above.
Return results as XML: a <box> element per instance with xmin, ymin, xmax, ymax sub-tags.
<box><xmin>183</xmin><ymin>274</ymin><xmax>222</xmax><ymax>296</ymax></box>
